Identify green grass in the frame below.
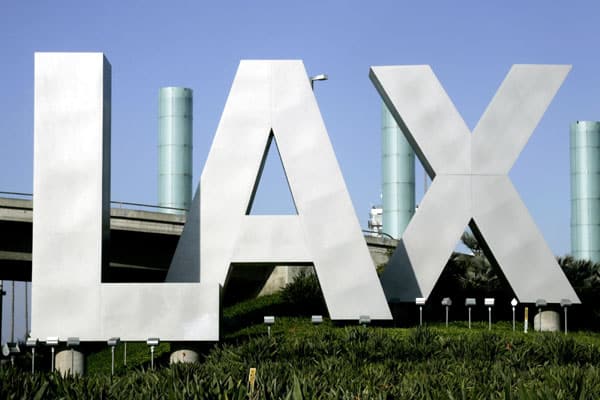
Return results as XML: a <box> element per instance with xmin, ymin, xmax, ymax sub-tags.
<box><xmin>87</xmin><ymin>341</ymin><xmax>171</xmax><ymax>375</ymax></box>
<box><xmin>5</xmin><ymin>288</ymin><xmax>600</xmax><ymax>398</ymax></box>
<box><xmin>4</xmin><ymin>322</ymin><xmax>600</xmax><ymax>399</ymax></box>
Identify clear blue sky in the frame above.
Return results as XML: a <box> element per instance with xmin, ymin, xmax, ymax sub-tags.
<box><xmin>1</xmin><ymin>1</ymin><xmax>599</xmax><ymax>341</ymax></box>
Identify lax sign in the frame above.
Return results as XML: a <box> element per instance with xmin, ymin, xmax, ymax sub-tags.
<box><xmin>31</xmin><ymin>53</ymin><xmax>577</xmax><ymax>342</ymax></box>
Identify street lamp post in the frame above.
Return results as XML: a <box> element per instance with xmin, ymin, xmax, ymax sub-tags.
<box><xmin>416</xmin><ymin>298</ymin><xmax>426</xmax><ymax>326</ymax></box>
<box><xmin>359</xmin><ymin>315</ymin><xmax>371</xmax><ymax>327</ymax></box>
<box><xmin>146</xmin><ymin>338</ymin><xmax>160</xmax><ymax>370</ymax></box>
<box><xmin>26</xmin><ymin>338</ymin><xmax>38</xmax><ymax>374</ymax></box>
<box><xmin>46</xmin><ymin>337</ymin><xmax>59</xmax><ymax>372</ymax></box>
<box><xmin>66</xmin><ymin>337</ymin><xmax>80</xmax><ymax>376</ymax></box>
<box><xmin>485</xmin><ymin>298</ymin><xmax>495</xmax><ymax>330</ymax></box>
<box><xmin>309</xmin><ymin>74</ymin><xmax>328</xmax><ymax>90</ymax></box>
<box><xmin>465</xmin><ymin>298</ymin><xmax>476</xmax><ymax>329</ymax></box>
<box><xmin>535</xmin><ymin>299</ymin><xmax>547</xmax><ymax>332</ymax></box>
<box><xmin>0</xmin><ymin>281</ymin><xmax>5</xmax><ymax>345</ymax></box>
<box><xmin>264</xmin><ymin>316</ymin><xmax>275</xmax><ymax>337</ymax></box>
<box><xmin>441</xmin><ymin>298</ymin><xmax>452</xmax><ymax>327</ymax></box>
<box><xmin>560</xmin><ymin>299</ymin><xmax>572</xmax><ymax>335</ymax></box>
<box><xmin>511</xmin><ymin>298</ymin><xmax>518</xmax><ymax>332</ymax></box>
<box><xmin>107</xmin><ymin>337</ymin><xmax>120</xmax><ymax>376</ymax></box>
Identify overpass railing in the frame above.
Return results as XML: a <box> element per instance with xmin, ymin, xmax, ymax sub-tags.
<box><xmin>0</xmin><ymin>191</ymin><xmax>32</xmax><ymax>199</ymax></box>
<box><xmin>2</xmin><ymin>192</ymin><xmax>395</xmax><ymax>232</ymax></box>
<box><xmin>0</xmin><ymin>191</ymin><xmax>187</xmax><ymax>213</ymax></box>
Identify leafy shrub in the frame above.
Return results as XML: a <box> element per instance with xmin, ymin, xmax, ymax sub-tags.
<box><xmin>279</xmin><ymin>271</ymin><xmax>327</xmax><ymax>317</ymax></box>
<box><xmin>558</xmin><ymin>255</ymin><xmax>600</xmax><ymax>330</ymax></box>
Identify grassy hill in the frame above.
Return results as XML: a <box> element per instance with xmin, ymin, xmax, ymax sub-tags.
<box><xmin>3</xmin><ymin>275</ymin><xmax>600</xmax><ymax>398</ymax></box>
<box><xmin>0</xmin><ymin>288</ymin><xmax>600</xmax><ymax>399</ymax></box>
<box><xmin>3</xmin><ymin>320</ymin><xmax>600</xmax><ymax>399</ymax></box>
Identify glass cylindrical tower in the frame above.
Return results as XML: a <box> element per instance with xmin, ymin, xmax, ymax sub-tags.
<box><xmin>381</xmin><ymin>103</ymin><xmax>415</xmax><ymax>239</ymax></box>
<box><xmin>158</xmin><ymin>87</ymin><xmax>193</xmax><ymax>214</ymax></box>
<box><xmin>570</xmin><ymin>121</ymin><xmax>600</xmax><ymax>263</ymax></box>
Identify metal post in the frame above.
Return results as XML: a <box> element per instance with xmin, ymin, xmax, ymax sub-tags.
<box><xmin>124</xmin><ymin>342</ymin><xmax>127</xmax><ymax>366</ymax></box>
<box><xmin>445</xmin><ymin>306</ymin><xmax>449</xmax><ymax>328</ymax></box>
<box><xmin>488</xmin><ymin>307</ymin><xmax>492</xmax><ymax>331</ymax></box>
<box><xmin>468</xmin><ymin>307</ymin><xmax>472</xmax><ymax>329</ymax></box>
<box><xmin>51</xmin><ymin>347</ymin><xmax>55</xmax><ymax>372</ymax></box>
<box><xmin>25</xmin><ymin>282</ymin><xmax>28</xmax><ymax>337</ymax></box>
<box><xmin>512</xmin><ymin>306</ymin><xmax>516</xmax><ymax>332</ymax></box>
<box><xmin>71</xmin><ymin>347</ymin><xmax>74</xmax><ymax>376</ymax></box>
<box><xmin>111</xmin><ymin>346</ymin><xmax>115</xmax><ymax>376</ymax></box>
<box><xmin>267</xmin><ymin>326</ymin><xmax>271</xmax><ymax>337</ymax></box>
<box><xmin>419</xmin><ymin>306</ymin><xmax>423</xmax><ymax>327</ymax></box>
<box><xmin>10</xmin><ymin>281</ymin><xmax>15</xmax><ymax>342</ymax></box>
<box><xmin>564</xmin><ymin>307</ymin><xmax>568</xmax><ymax>335</ymax></box>
<box><xmin>31</xmin><ymin>348</ymin><xmax>35</xmax><ymax>375</ymax></box>
<box><xmin>538</xmin><ymin>307</ymin><xmax>542</xmax><ymax>332</ymax></box>
<box><xmin>524</xmin><ymin>307</ymin><xmax>529</xmax><ymax>333</ymax></box>
<box><xmin>150</xmin><ymin>345</ymin><xmax>155</xmax><ymax>370</ymax></box>
<box><xmin>0</xmin><ymin>280</ymin><xmax>4</xmax><ymax>344</ymax></box>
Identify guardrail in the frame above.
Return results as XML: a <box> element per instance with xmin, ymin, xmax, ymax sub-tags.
<box><xmin>110</xmin><ymin>201</ymin><xmax>187</xmax><ymax>213</ymax></box>
<box><xmin>2</xmin><ymin>192</ymin><xmax>393</xmax><ymax>232</ymax></box>
<box><xmin>0</xmin><ymin>191</ymin><xmax>187</xmax><ymax>213</ymax></box>
<box><xmin>0</xmin><ymin>191</ymin><xmax>31</xmax><ymax>199</ymax></box>
<box><xmin>361</xmin><ymin>229</ymin><xmax>395</xmax><ymax>240</ymax></box>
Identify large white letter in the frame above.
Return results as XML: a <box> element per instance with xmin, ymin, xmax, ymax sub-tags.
<box><xmin>32</xmin><ymin>53</ymin><xmax>219</xmax><ymax>342</ymax></box>
<box><xmin>370</xmin><ymin>65</ymin><xmax>580</xmax><ymax>304</ymax></box>
<box><xmin>168</xmin><ymin>61</ymin><xmax>391</xmax><ymax>320</ymax></box>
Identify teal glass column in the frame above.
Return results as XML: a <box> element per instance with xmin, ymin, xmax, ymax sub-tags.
<box><xmin>570</xmin><ymin>121</ymin><xmax>600</xmax><ymax>263</ymax></box>
<box><xmin>158</xmin><ymin>87</ymin><xmax>193</xmax><ymax>214</ymax></box>
<box><xmin>381</xmin><ymin>103</ymin><xmax>415</xmax><ymax>239</ymax></box>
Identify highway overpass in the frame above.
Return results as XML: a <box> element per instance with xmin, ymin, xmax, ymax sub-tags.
<box><xmin>0</xmin><ymin>195</ymin><xmax>397</xmax><ymax>301</ymax></box>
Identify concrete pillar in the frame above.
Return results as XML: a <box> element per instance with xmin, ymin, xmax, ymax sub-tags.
<box><xmin>259</xmin><ymin>265</ymin><xmax>313</xmax><ymax>296</ymax></box>
<box><xmin>55</xmin><ymin>349</ymin><xmax>85</xmax><ymax>376</ymax></box>
<box><xmin>570</xmin><ymin>121</ymin><xmax>600</xmax><ymax>263</ymax></box>
<box><xmin>170</xmin><ymin>349</ymin><xmax>199</xmax><ymax>364</ymax></box>
<box><xmin>158</xmin><ymin>87</ymin><xmax>193</xmax><ymax>214</ymax></box>
<box><xmin>534</xmin><ymin>310</ymin><xmax>560</xmax><ymax>332</ymax></box>
<box><xmin>381</xmin><ymin>102</ymin><xmax>415</xmax><ymax>239</ymax></box>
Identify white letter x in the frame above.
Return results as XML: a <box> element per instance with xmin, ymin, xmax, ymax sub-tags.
<box><xmin>370</xmin><ymin>65</ymin><xmax>580</xmax><ymax>304</ymax></box>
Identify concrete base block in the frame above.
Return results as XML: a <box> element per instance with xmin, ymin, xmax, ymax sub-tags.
<box><xmin>170</xmin><ymin>349</ymin><xmax>199</xmax><ymax>364</ymax></box>
<box><xmin>55</xmin><ymin>349</ymin><xmax>85</xmax><ymax>376</ymax></box>
<box><xmin>534</xmin><ymin>310</ymin><xmax>560</xmax><ymax>332</ymax></box>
